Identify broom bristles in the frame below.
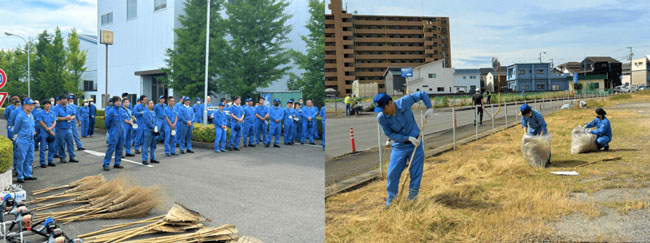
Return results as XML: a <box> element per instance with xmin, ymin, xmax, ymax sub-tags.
<box><xmin>32</xmin><ymin>174</ymin><xmax>105</xmax><ymax>195</ymax></box>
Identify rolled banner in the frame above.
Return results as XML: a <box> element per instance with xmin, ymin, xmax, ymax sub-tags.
<box><xmin>132</xmin><ymin>123</ymin><xmax>138</xmax><ymax>129</ymax></box>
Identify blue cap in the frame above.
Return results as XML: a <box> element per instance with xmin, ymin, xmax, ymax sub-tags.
<box><xmin>520</xmin><ymin>104</ymin><xmax>531</xmax><ymax>114</ymax></box>
<box><xmin>195</xmin><ymin>97</ymin><xmax>201</xmax><ymax>101</ymax></box>
<box><xmin>218</xmin><ymin>102</ymin><xmax>225</xmax><ymax>106</ymax></box>
<box><xmin>22</xmin><ymin>98</ymin><xmax>35</xmax><ymax>105</ymax></box>
<box><xmin>55</xmin><ymin>97</ymin><xmax>60</xmax><ymax>101</ymax></box>
<box><xmin>67</xmin><ymin>95</ymin><xmax>74</xmax><ymax>100</ymax></box>
<box><xmin>245</xmin><ymin>98</ymin><xmax>252</xmax><ymax>102</ymax></box>
<box><xmin>373</xmin><ymin>93</ymin><xmax>391</xmax><ymax>112</ymax></box>
<box><xmin>159</xmin><ymin>95</ymin><xmax>165</xmax><ymax>100</ymax></box>
<box><xmin>183</xmin><ymin>97</ymin><xmax>190</xmax><ymax>102</ymax></box>
<box><xmin>287</xmin><ymin>100</ymin><xmax>293</xmax><ymax>104</ymax></box>
<box><xmin>273</xmin><ymin>98</ymin><xmax>280</xmax><ymax>103</ymax></box>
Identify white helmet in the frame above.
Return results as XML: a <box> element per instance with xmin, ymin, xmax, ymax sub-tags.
<box><xmin>476</xmin><ymin>88</ymin><xmax>481</xmax><ymax>93</ymax></box>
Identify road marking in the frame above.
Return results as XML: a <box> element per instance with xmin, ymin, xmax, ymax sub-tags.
<box><xmin>84</xmin><ymin>150</ymin><xmax>154</xmax><ymax>168</ymax></box>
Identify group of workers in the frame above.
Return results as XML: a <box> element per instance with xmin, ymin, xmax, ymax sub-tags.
<box><xmin>373</xmin><ymin>91</ymin><xmax>612</xmax><ymax>207</ymax></box>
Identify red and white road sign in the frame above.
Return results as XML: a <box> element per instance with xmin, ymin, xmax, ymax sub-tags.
<box><xmin>0</xmin><ymin>68</ymin><xmax>6</xmax><ymax>89</ymax></box>
<box><xmin>0</xmin><ymin>92</ymin><xmax>7</xmax><ymax>108</ymax></box>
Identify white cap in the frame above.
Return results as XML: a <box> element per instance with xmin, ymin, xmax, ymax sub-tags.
<box><xmin>476</xmin><ymin>88</ymin><xmax>481</xmax><ymax>92</ymax></box>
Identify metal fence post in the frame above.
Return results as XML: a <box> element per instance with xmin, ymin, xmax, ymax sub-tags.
<box><xmin>452</xmin><ymin>107</ymin><xmax>456</xmax><ymax>149</ymax></box>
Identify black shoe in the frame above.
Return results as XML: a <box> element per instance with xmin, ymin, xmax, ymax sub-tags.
<box><xmin>234</xmin><ymin>148</ymin><xmax>240</xmax><ymax>151</ymax></box>
<box><xmin>243</xmin><ymin>144</ymin><xmax>248</xmax><ymax>147</ymax></box>
<box><xmin>265</xmin><ymin>144</ymin><xmax>270</xmax><ymax>148</ymax></box>
<box><xmin>103</xmin><ymin>167</ymin><xmax>110</xmax><ymax>171</ymax></box>
<box><xmin>187</xmin><ymin>150</ymin><xmax>194</xmax><ymax>153</ymax></box>
<box><xmin>113</xmin><ymin>165</ymin><xmax>124</xmax><ymax>169</ymax></box>
<box><xmin>60</xmin><ymin>158</ymin><xmax>68</xmax><ymax>163</ymax></box>
<box><xmin>16</xmin><ymin>179</ymin><xmax>24</xmax><ymax>183</ymax></box>
<box><xmin>309</xmin><ymin>142</ymin><xmax>315</xmax><ymax>145</ymax></box>
<box><xmin>604</xmin><ymin>146</ymin><xmax>609</xmax><ymax>151</ymax></box>
<box><xmin>48</xmin><ymin>163</ymin><xmax>56</xmax><ymax>167</ymax></box>
<box><xmin>77</xmin><ymin>147</ymin><xmax>85</xmax><ymax>151</ymax></box>
<box><xmin>248</xmin><ymin>144</ymin><xmax>255</xmax><ymax>147</ymax></box>
<box><xmin>150</xmin><ymin>160</ymin><xmax>160</xmax><ymax>164</ymax></box>
<box><xmin>142</xmin><ymin>161</ymin><xmax>150</xmax><ymax>165</ymax></box>
<box><xmin>40</xmin><ymin>164</ymin><xmax>47</xmax><ymax>168</ymax></box>
<box><xmin>274</xmin><ymin>144</ymin><xmax>281</xmax><ymax>148</ymax></box>
<box><xmin>125</xmin><ymin>153</ymin><xmax>135</xmax><ymax>157</ymax></box>
<box><xmin>180</xmin><ymin>150</ymin><xmax>185</xmax><ymax>154</ymax></box>
<box><xmin>25</xmin><ymin>177</ymin><xmax>37</xmax><ymax>181</ymax></box>
<box><xmin>69</xmin><ymin>158</ymin><xmax>79</xmax><ymax>163</ymax></box>
<box><xmin>135</xmin><ymin>150</ymin><xmax>141</xmax><ymax>154</ymax></box>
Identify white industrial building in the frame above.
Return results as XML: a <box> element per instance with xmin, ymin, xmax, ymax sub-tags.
<box><xmin>79</xmin><ymin>34</ymin><xmax>98</xmax><ymax>102</ymax></box>
<box><xmin>452</xmin><ymin>69</ymin><xmax>480</xmax><ymax>93</ymax></box>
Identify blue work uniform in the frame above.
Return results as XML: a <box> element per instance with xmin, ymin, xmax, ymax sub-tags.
<box><xmin>521</xmin><ymin>110</ymin><xmax>548</xmax><ymax>136</ymax></box>
<box><xmin>213</xmin><ymin>109</ymin><xmax>228</xmax><ymax>152</ymax></box>
<box><xmin>79</xmin><ymin>105</ymin><xmax>90</xmax><ymax>137</ymax></box>
<box><xmin>154</xmin><ymin>103</ymin><xmax>167</xmax><ymax>143</ymax></box>
<box><xmin>228</xmin><ymin>105</ymin><xmax>244</xmax><ymax>149</ymax></box>
<box><xmin>9</xmin><ymin>106</ymin><xmax>22</xmax><ymax>169</ymax></box>
<box><xmin>69</xmin><ymin>103</ymin><xmax>83</xmax><ymax>149</ymax></box>
<box><xmin>255</xmin><ymin>105</ymin><xmax>269</xmax><ymax>144</ymax></box>
<box><xmin>103</xmin><ymin>105</ymin><xmax>124</xmax><ymax>168</ymax></box>
<box><xmin>4</xmin><ymin>104</ymin><xmax>18</xmax><ymax>135</ymax></box>
<box><xmin>301</xmin><ymin>106</ymin><xmax>317</xmax><ymax>143</ymax></box>
<box><xmin>53</xmin><ymin>104</ymin><xmax>77</xmax><ymax>160</ymax></box>
<box><xmin>164</xmin><ymin>105</ymin><xmax>178</xmax><ymax>155</ymax></box>
<box><xmin>141</xmin><ymin>108</ymin><xmax>157</xmax><ymax>162</ymax></box>
<box><xmin>121</xmin><ymin>105</ymin><xmax>134</xmax><ymax>155</ymax></box>
<box><xmin>174</xmin><ymin>103</ymin><xmax>185</xmax><ymax>146</ymax></box>
<box><xmin>313</xmin><ymin>106</ymin><xmax>320</xmax><ymax>139</ymax></box>
<box><xmin>265</xmin><ymin>105</ymin><xmax>284</xmax><ymax>146</ymax></box>
<box><xmin>192</xmin><ymin>103</ymin><xmax>202</xmax><ymax>123</ymax></box>
<box><xmin>243</xmin><ymin>105</ymin><xmax>257</xmax><ymax>146</ymax></box>
<box><xmin>586</xmin><ymin>116</ymin><xmax>612</xmax><ymax>148</ymax></box>
<box><xmin>13</xmin><ymin>110</ymin><xmax>35</xmax><ymax>180</ymax></box>
<box><xmin>88</xmin><ymin>103</ymin><xmax>96</xmax><ymax>136</ymax></box>
<box><xmin>377</xmin><ymin>91</ymin><xmax>432</xmax><ymax>205</ymax></box>
<box><xmin>283</xmin><ymin>106</ymin><xmax>294</xmax><ymax>144</ymax></box>
<box><xmin>321</xmin><ymin>106</ymin><xmax>326</xmax><ymax>150</ymax></box>
<box><xmin>37</xmin><ymin>108</ymin><xmax>57</xmax><ymax>165</ymax></box>
<box><xmin>178</xmin><ymin>104</ymin><xmax>193</xmax><ymax>151</ymax></box>
<box><xmin>294</xmin><ymin>107</ymin><xmax>303</xmax><ymax>143</ymax></box>
<box><xmin>133</xmin><ymin>103</ymin><xmax>145</xmax><ymax>151</ymax></box>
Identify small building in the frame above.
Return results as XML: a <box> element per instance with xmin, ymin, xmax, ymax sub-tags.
<box><xmin>406</xmin><ymin>59</ymin><xmax>454</xmax><ymax>94</ymax></box>
<box><xmin>352</xmin><ymin>80</ymin><xmax>378</xmax><ymax>98</ymax></box>
<box><xmin>567</xmin><ymin>74</ymin><xmax>606</xmax><ymax>93</ymax></box>
<box><xmin>383</xmin><ymin>67</ymin><xmax>407</xmax><ymax>96</ymax></box>
<box><xmin>452</xmin><ymin>69</ymin><xmax>480</xmax><ymax>93</ymax></box>
<box><xmin>506</xmin><ymin>63</ymin><xmax>569</xmax><ymax>91</ymax></box>
<box><xmin>580</xmin><ymin>56</ymin><xmax>622</xmax><ymax>89</ymax></box>
<box><xmin>631</xmin><ymin>56</ymin><xmax>650</xmax><ymax>86</ymax></box>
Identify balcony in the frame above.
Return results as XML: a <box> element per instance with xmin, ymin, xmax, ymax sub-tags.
<box><xmin>325</xmin><ymin>63</ymin><xmax>337</xmax><ymax>68</ymax></box>
<box><xmin>325</xmin><ymin>45</ymin><xmax>336</xmax><ymax>51</ymax></box>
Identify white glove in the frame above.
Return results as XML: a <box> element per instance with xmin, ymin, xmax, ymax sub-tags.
<box><xmin>11</xmin><ymin>134</ymin><xmax>17</xmax><ymax>142</ymax></box>
<box><xmin>424</xmin><ymin>108</ymin><xmax>433</xmax><ymax>119</ymax></box>
<box><xmin>154</xmin><ymin>126</ymin><xmax>158</xmax><ymax>133</ymax></box>
<box><xmin>132</xmin><ymin>124</ymin><xmax>138</xmax><ymax>129</ymax></box>
<box><xmin>408</xmin><ymin>136</ymin><xmax>420</xmax><ymax>146</ymax></box>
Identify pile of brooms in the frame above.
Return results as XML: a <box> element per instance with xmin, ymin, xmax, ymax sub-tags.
<box><xmin>28</xmin><ymin>174</ymin><xmax>241</xmax><ymax>242</ymax></box>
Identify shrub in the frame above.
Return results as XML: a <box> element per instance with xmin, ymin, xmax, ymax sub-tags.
<box><xmin>95</xmin><ymin>116</ymin><xmax>105</xmax><ymax>129</ymax></box>
<box><xmin>96</xmin><ymin>109</ymin><xmax>105</xmax><ymax>117</ymax></box>
<box><xmin>0</xmin><ymin>135</ymin><xmax>12</xmax><ymax>173</ymax></box>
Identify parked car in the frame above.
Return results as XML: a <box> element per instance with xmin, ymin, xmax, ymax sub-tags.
<box><xmin>639</xmin><ymin>85</ymin><xmax>648</xmax><ymax>91</ymax></box>
<box><xmin>614</xmin><ymin>85</ymin><xmax>630</xmax><ymax>93</ymax></box>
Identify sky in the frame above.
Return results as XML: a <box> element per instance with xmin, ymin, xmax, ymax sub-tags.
<box><xmin>325</xmin><ymin>0</ymin><xmax>650</xmax><ymax>68</ymax></box>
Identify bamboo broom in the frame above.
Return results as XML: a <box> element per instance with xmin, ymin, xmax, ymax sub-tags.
<box><xmin>32</xmin><ymin>174</ymin><xmax>105</xmax><ymax>195</ymax></box>
<box><xmin>30</xmin><ymin>175</ymin><xmax>109</xmax><ymax>203</ymax></box>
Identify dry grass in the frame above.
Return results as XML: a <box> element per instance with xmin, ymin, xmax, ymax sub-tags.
<box><xmin>326</xmin><ymin>92</ymin><xmax>650</xmax><ymax>242</ymax></box>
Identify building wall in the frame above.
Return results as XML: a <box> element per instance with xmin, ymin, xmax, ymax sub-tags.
<box><xmin>452</xmin><ymin>71</ymin><xmax>480</xmax><ymax>93</ymax></box>
<box><xmin>325</xmin><ymin>0</ymin><xmax>451</xmax><ymax>96</ymax></box>
<box><xmin>406</xmin><ymin>61</ymin><xmax>454</xmax><ymax>94</ymax></box>
<box><xmin>79</xmin><ymin>35</ymin><xmax>97</xmax><ymax>102</ymax></box>
<box><xmin>631</xmin><ymin>57</ymin><xmax>650</xmax><ymax>86</ymax></box>
<box><xmin>507</xmin><ymin>63</ymin><xmax>569</xmax><ymax>91</ymax></box>
<box><xmin>352</xmin><ymin>80</ymin><xmax>378</xmax><ymax>98</ymax></box>
<box><xmin>577</xmin><ymin>79</ymin><xmax>605</xmax><ymax>92</ymax></box>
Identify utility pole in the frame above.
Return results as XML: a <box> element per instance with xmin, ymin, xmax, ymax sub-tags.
<box><xmin>538</xmin><ymin>51</ymin><xmax>546</xmax><ymax>63</ymax></box>
<box><xmin>549</xmin><ymin>58</ymin><xmax>554</xmax><ymax>68</ymax></box>
<box><xmin>203</xmin><ymin>0</ymin><xmax>211</xmax><ymax>126</ymax></box>
<box><xmin>627</xmin><ymin>47</ymin><xmax>634</xmax><ymax>64</ymax></box>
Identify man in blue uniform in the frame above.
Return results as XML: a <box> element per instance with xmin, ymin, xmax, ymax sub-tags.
<box><xmin>374</xmin><ymin>91</ymin><xmax>433</xmax><ymax>206</ymax></box>
<box><xmin>294</xmin><ymin>102</ymin><xmax>303</xmax><ymax>144</ymax></box>
<box><xmin>228</xmin><ymin>96</ymin><xmax>244</xmax><ymax>151</ymax></box>
<box><xmin>141</xmin><ymin>100</ymin><xmax>159</xmax><ymax>165</ymax></box>
<box><xmin>103</xmin><ymin>96</ymin><xmax>125</xmax><ymax>171</ymax></box>
<box><xmin>520</xmin><ymin>104</ymin><xmax>548</xmax><ymax>136</ymax></box>
<box><xmin>193</xmin><ymin>97</ymin><xmax>202</xmax><ymax>123</ymax></box>
<box><xmin>265</xmin><ymin>98</ymin><xmax>283</xmax><ymax>148</ymax></box>
<box><xmin>585</xmin><ymin>107</ymin><xmax>612</xmax><ymax>151</ymax></box>
<box><xmin>13</xmin><ymin>98</ymin><xmax>38</xmax><ymax>183</ymax></box>
<box><xmin>242</xmin><ymin>98</ymin><xmax>257</xmax><ymax>147</ymax></box>
<box><xmin>37</xmin><ymin>99</ymin><xmax>57</xmax><ymax>167</ymax></box>
<box><xmin>213</xmin><ymin>102</ymin><xmax>228</xmax><ymax>153</ymax></box>
<box><xmin>178</xmin><ymin>97</ymin><xmax>194</xmax><ymax>154</ymax></box>
<box><xmin>154</xmin><ymin>96</ymin><xmax>167</xmax><ymax>143</ymax></box>
<box><xmin>122</xmin><ymin>99</ymin><xmax>136</xmax><ymax>157</ymax></box>
<box><xmin>301</xmin><ymin>100</ymin><xmax>317</xmax><ymax>145</ymax></box>
<box><xmin>53</xmin><ymin>95</ymin><xmax>79</xmax><ymax>163</ymax></box>
<box><xmin>133</xmin><ymin>96</ymin><xmax>147</xmax><ymax>154</ymax></box>
<box><xmin>283</xmin><ymin>100</ymin><xmax>294</xmax><ymax>145</ymax></box>
<box><xmin>68</xmin><ymin>96</ymin><xmax>84</xmax><ymax>150</ymax></box>
<box><xmin>88</xmin><ymin>98</ymin><xmax>97</xmax><ymax>136</ymax></box>
<box><xmin>174</xmin><ymin>97</ymin><xmax>186</xmax><ymax>148</ymax></box>
<box><xmin>164</xmin><ymin>96</ymin><xmax>179</xmax><ymax>156</ymax></box>
<box><xmin>255</xmin><ymin>97</ymin><xmax>269</xmax><ymax>144</ymax></box>
<box><xmin>79</xmin><ymin>100</ymin><xmax>90</xmax><ymax>137</ymax></box>
<box><xmin>6</xmin><ymin>97</ymin><xmax>22</xmax><ymax>171</ymax></box>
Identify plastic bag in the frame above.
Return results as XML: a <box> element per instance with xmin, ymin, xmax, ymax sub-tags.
<box><xmin>571</xmin><ymin>125</ymin><xmax>597</xmax><ymax>154</ymax></box>
<box><xmin>521</xmin><ymin>133</ymin><xmax>552</xmax><ymax>167</ymax></box>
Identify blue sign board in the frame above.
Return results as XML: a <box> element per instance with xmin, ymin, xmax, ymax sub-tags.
<box><xmin>400</xmin><ymin>67</ymin><xmax>413</xmax><ymax>78</ymax></box>
<box><xmin>573</xmin><ymin>72</ymin><xmax>578</xmax><ymax>84</ymax></box>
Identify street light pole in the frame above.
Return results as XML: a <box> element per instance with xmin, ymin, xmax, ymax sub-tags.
<box><xmin>4</xmin><ymin>32</ymin><xmax>30</xmax><ymax>97</ymax></box>
<box><xmin>202</xmin><ymin>0</ymin><xmax>211</xmax><ymax>126</ymax></box>
<box><xmin>538</xmin><ymin>51</ymin><xmax>546</xmax><ymax>63</ymax></box>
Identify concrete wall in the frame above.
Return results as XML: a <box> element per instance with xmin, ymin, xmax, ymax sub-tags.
<box><xmin>631</xmin><ymin>57</ymin><xmax>649</xmax><ymax>86</ymax></box>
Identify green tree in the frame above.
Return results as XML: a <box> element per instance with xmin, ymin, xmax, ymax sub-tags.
<box><xmin>287</xmin><ymin>0</ymin><xmax>324</xmax><ymax>107</ymax></box>
<box><xmin>36</xmin><ymin>27</ymin><xmax>68</xmax><ymax>99</ymax></box>
<box><xmin>65</xmin><ymin>29</ymin><xmax>87</xmax><ymax>98</ymax></box>
<box><xmin>218</xmin><ymin>0</ymin><xmax>293</xmax><ymax>99</ymax></box>
<box><xmin>163</xmin><ymin>0</ymin><xmax>227</xmax><ymax>99</ymax></box>
<box><xmin>31</xmin><ymin>30</ymin><xmax>54</xmax><ymax>99</ymax></box>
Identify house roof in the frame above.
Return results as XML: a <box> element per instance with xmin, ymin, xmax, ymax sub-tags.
<box><xmin>454</xmin><ymin>68</ymin><xmax>481</xmax><ymax>75</ymax></box>
<box><xmin>383</xmin><ymin>67</ymin><xmax>405</xmax><ymax>77</ymax></box>
<box><xmin>583</xmin><ymin>56</ymin><xmax>621</xmax><ymax>64</ymax></box>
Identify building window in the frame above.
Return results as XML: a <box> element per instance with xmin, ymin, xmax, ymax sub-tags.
<box><xmin>463</xmin><ymin>76</ymin><xmax>466</xmax><ymax>79</ymax></box>
<box><xmin>537</xmin><ymin>69</ymin><xmax>544</xmax><ymax>74</ymax></box>
<box><xmin>83</xmin><ymin>80</ymin><xmax>96</xmax><ymax>91</ymax></box>
<box><xmin>154</xmin><ymin>0</ymin><xmax>166</xmax><ymax>11</ymax></box>
<box><xmin>552</xmin><ymin>84</ymin><xmax>560</xmax><ymax>90</ymax></box>
<box><xmin>429</xmin><ymin>88</ymin><xmax>433</xmax><ymax>91</ymax></box>
<box><xmin>470</xmin><ymin>85</ymin><xmax>476</xmax><ymax>91</ymax></box>
<box><xmin>536</xmin><ymin>84</ymin><xmax>545</xmax><ymax>89</ymax></box>
<box><xmin>416</xmin><ymin>88</ymin><xmax>420</xmax><ymax>91</ymax></box>
<box><xmin>470</xmin><ymin>75</ymin><xmax>477</xmax><ymax>79</ymax></box>
<box><xmin>101</xmin><ymin>12</ymin><xmax>113</xmax><ymax>25</ymax></box>
<box><xmin>428</xmin><ymin>73</ymin><xmax>436</xmax><ymax>78</ymax></box>
<box><xmin>422</xmin><ymin>85</ymin><xmax>429</xmax><ymax>87</ymax></box>
<box><xmin>127</xmin><ymin>0</ymin><xmax>137</xmax><ymax>20</ymax></box>
<box><xmin>518</xmin><ymin>70</ymin><xmax>525</xmax><ymax>75</ymax></box>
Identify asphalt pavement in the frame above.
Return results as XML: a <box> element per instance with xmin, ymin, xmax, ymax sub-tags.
<box><xmin>0</xmin><ymin>119</ymin><xmax>324</xmax><ymax>243</ymax></box>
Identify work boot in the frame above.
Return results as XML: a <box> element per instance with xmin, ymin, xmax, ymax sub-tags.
<box><xmin>187</xmin><ymin>150</ymin><xmax>194</xmax><ymax>153</ymax></box>
<box><xmin>40</xmin><ymin>164</ymin><xmax>47</xmax><ymax>168</ymax></box>
<box><xmin>180</xmin><ymin>150</ymin><xmax>185</xmax><ymax>154</ymax></box>
<box><xmin>604</xmin><ymin>146</ymin><xmax>609</xmax><ymax>151</ymax></box>
<box><xmin>151</xmin><ymin>160</ymin><xmax>160</xmax><ymax>164</ymax></box>
<box><xmin>69</xmin><ymin>158</ymin><xmax>79</xmax><ymax>163</ymax></box>
<box><xmin>265</xmin><ymin>144</ymin><xmax>270</xmax><ymax>148</ymax></box>
<box><xmin>16</xmin><ymin>179</ymin><xmax>24</xmax><ymax>183</ymax></box>
<box><xmin>243</xmin><ymin>144</ymin><xmax>248</xmax><ymax>147</ymax></box>
<box><xmin>60</xmin><ymin>158</ymin><xmax>68</xmax><ymax>164</ymax></box>
<box><xmin>77</xmin><ymin>147</ymin><xmax>85</xmax><ymax>151</ymax></box>
<box><xmin>234</xmin><ymin>148</ymin><xmax>240</xmax><ymax>151</ymax></box>
<box><xmin>142</xmin><ymin>161</ymin><xmax>150</xmax><ymax>165</ymax></box>
<box><xmin>248</xmin><ymin>144</ymin><xmax>255</xmax><ymax>148</ymax></box>
<box><xmin>135</xmin><ymin>150</ymin><xmax>141</xmax><ymax>154</ymax></box>
<box><xmin>113</xmin><ymin>165</ymin><xmax>124</xmax><ymax>169</ymax></box>
<box><xmin>125</xmin><ymin>153</ymin><xmax>135</xmax><ymax>157</ymax></box>
<box><xmin>309</xmin><ymin>142</ymin><xmax>315</xmax><ymax>145</ymax></box>
<box><xmin>103</xmin><ymin>166</ymin><xmax>110</xmax><ymax>171</ymax></box>
<box><xmin>48</xmin><ymin>163</ymin><xmax>56</xmax><ymax>167</ymax></box>
<box><xmin>274</xmin><ymin>144</ymin><xmax>281</xmax><ymax>148</ymax></box>
<box><xmin>227</xmin><ymin>147</ymin><xmax>233</xmax><ymax>151</ymax></box>
<box><xmin>25</xmin><ymin>177</ymin><xmax>37</xmax><ymax>181</ymax></box>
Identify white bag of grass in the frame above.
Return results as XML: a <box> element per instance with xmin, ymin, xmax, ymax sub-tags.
<box><xmin>521</xmin><ymin>133</ymin><xmax>552</xmax><ymax>167</ymax></box>
<box><xmin>571</xmin><ymin>125</ymin><xmax>598</xmax><ymax>154</ymax></box>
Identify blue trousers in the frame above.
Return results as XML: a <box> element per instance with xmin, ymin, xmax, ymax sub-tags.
<box><xmin>71</xmin><ymin>122</ymin><xmax>83</xmax><ymax>149</ymax></box>
<box><xmin>294</xmin><ymin>121</ymin><xmax>302</xmax><ymax>142</ymax></box>
<box><xmin>255</xmin><ymin>119</ymin><xmax>267</xmax><ymax>144</ymax></box>
<box><xmin>15</xmin><ymin>138</ymin><xmax>34</xmax><ymax>180</ymax></box>
<box><xmin>164</xmin><ymin>124</ymin><xmax>176</xmax><ymax>155</ymax></box>
<box><xmin>215</xmin><ymin>127</ymin><xmax>227</xmax><ymax>152</ymax></box>
<box><xmin>229</xmin><ymin>123</ymin><xmax>242</xmax><ymax>149</ymax></box>
<box><xmin>386</xmin><ymin>142</ymin><xmax>424</xmax><ymax>206</ymax></box>
<box><xmin>103</xmin><ymin>130</ymin><xmax>124</xmax><ymax>167</ymax></box>
<box><xmin>156</xmin><ymin>119</ymin><xmax>166</xmax><ymax>143</ymax></box>
<box><xmin>175</xmin><ymin>123</ymin><xmax>186</xmax><ymax>147</ymax></box>
<box><xmin>39</xmin><ymin>128</ymin><xmax>54</xmax><ymax>165</ymax></box>
<box><xmin>179</xmin><ymin>123</ymin><xmax>193</xmax><ymax>151</ymax></box>
<box><xmin>243</xmin><ymin>121</ymin><xmax>255</xmax><ymax>145</ymax></box>
<box><xmin>88</xmin><ymin>117</ymin><xmax>95</xmax><ymax>136</ymax></box>
<box><xmin>56</xmin><ymin>128</ymin><xmax>76</xmax><ymax>159</ymax></box>
<box><xmin>123</xmin><ymin>124</ymin><xmax>133</xmax><ymax>154</ymax></box>
<box><xmin>302</xmin><ymin>120</ymin><xmax>314</xmax><ymax>143</ymax></box>
<box><xmin>596</xmin><ymin>135</ymin><xmax>611</xmax><ymax>147</ymax></box>
<box><xmin>134</xmin><ymin>121</ymin><xmax>144</xmax><ymax>150</ymax></box>
<box><xmin>283</xmin><ymin>121</ymin><xmax>293</xmax><ymax>144</ymax></box>
<box><xmin>81</xmin><ymin>117</ymin><xmax>89</xmax><ymax>137</ymax></box>
<box><xmin>266</xmin><ymin>121</ymin><xmax>281</xmax><ymax>145</ymax></box>
<box><xmin>141</xmin><ymin>129</ymin><xmax>156</xmax><ymax>162</ymax></box>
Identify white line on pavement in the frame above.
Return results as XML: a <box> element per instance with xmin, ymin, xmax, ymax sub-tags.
<box><xmin>84</xmin><ymin>150</ymin><xmax>154</xmax><ymax>168</ymax></box>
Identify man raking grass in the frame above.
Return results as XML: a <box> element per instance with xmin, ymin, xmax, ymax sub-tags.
<box><xmin>373</xmin><ymin>91</ymin><xmax>433</xmax><ymax>207</ymax></box>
